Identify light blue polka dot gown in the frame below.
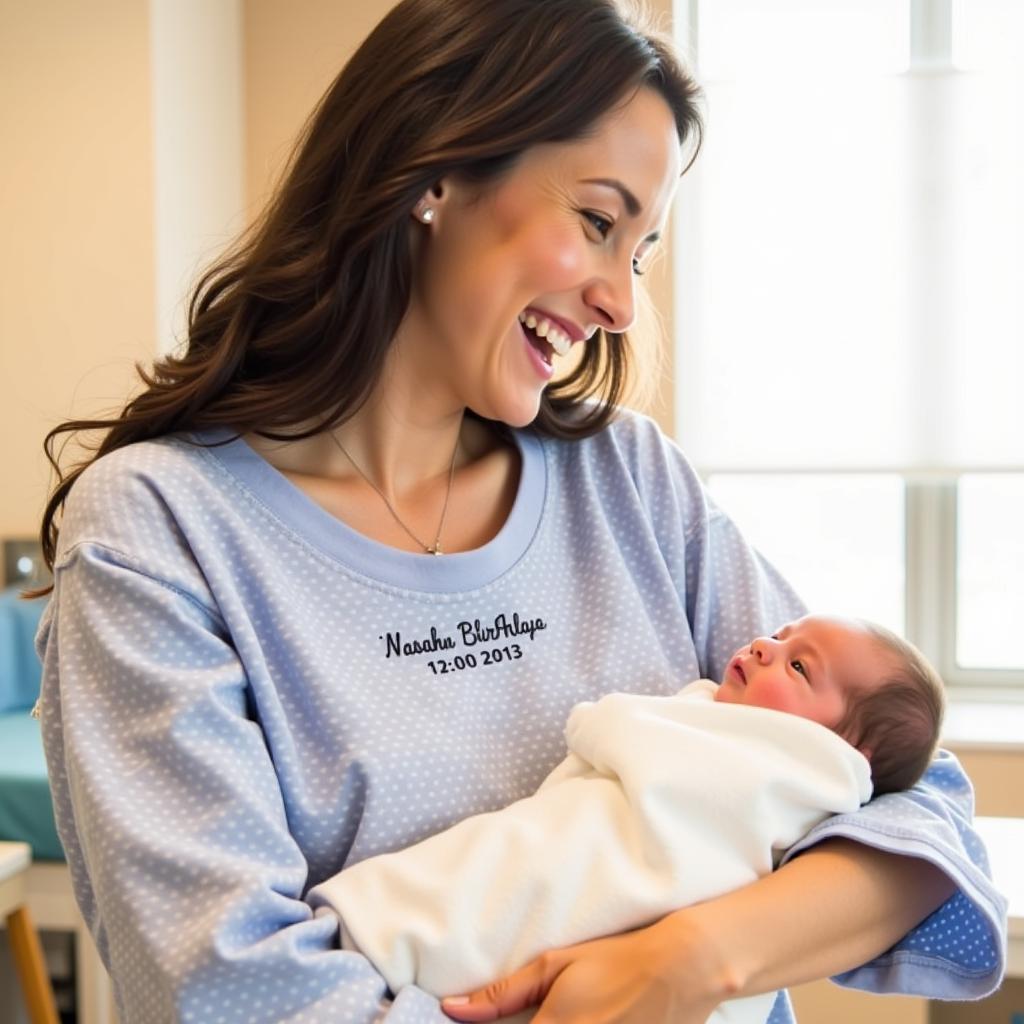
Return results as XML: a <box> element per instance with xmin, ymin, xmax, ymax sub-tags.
<box><xmin>36</xmin><ymin>410</ymin><xmax>1006</xmax><ymax>1023</ymax></box>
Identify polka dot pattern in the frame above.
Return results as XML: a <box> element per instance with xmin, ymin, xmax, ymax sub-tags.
<box><xmin>35</xmin><ymin>410</ymin><xmax>1005</xmax><ymax>1022</ymax></box>
<box><xmin>767</xmin><ymin>991</ymin><xmax>794</xmax><ymax>1024</ymax></box>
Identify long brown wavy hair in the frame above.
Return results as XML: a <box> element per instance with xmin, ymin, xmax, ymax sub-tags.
<box><xmin>36</xmin><ymin>0</ymin><xmax>702</xmax><ymax>584</ymax></box>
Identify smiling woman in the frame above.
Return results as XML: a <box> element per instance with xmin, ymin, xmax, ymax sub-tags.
<box><xmin>399</xmin><ymin>85</ymin><xmax>681</xmax><ymax>430</ymax></box>
<box><xmin>28</xmin><ymin>1</ymin><xmax>1006</xmax><ymax>1023</ymax></box>
<box><xmin>38</xmin><ymin>0</ymin><xmax>700</xmax><ymax>562</ymax></box>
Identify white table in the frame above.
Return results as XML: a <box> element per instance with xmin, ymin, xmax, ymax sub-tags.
<box><xmin>975</xmin><ymin>816</ymin><xmax>1024</xmax><ymax>978</ymax></box>
<box><xmin>0</xmin><ymin>841</ymin><xmax>59</xmax><ymax>1024</ymax></box>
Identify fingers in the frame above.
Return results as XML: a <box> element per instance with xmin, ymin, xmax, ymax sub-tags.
<box><xmin>439</xmin><ymin>995</ymin><xmax>501</xmax><ymax>1022</ymax></box>
<box><xmin>441</xmin><ymin>952</ymin><xmax>566</xmax><ymax>1021</ymax></box>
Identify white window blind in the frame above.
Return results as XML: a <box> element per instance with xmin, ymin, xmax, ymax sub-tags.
<box><xmin>957</xmin><ymin>474</ymin><xmax>1024</xmax><ymax>669</ymax></box>
<box><xmin>675</xmin><ymin>0</ymin><xmax>1024</xmax><ymax>475</ymax></box>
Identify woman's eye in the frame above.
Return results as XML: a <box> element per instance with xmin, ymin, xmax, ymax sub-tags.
<box><xmin>583</xmin><ymin>211</ymin><xmax>613</xmax><ymax>239</ymax></box>
<box><xmin>791</xmin><ymin>660</ymin><xmax>807</xmax><ymax>677</ymax></box>
<box><xmin>632</xmin><ymin>247</ymin><xmax>656</xmax><ymax>277</ymax></box>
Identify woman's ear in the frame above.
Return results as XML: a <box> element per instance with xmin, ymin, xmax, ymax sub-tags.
<box><xmin>413</xmin><ymin>198</ymin><xmax>437</xmax><ymax>224</ymax></box>
<box><xmin>412</xmin><ymin>180</ymin><xmax>453</xmax><ymax>225</ymax></box>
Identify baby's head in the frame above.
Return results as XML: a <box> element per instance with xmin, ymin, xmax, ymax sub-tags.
<box><xmin>715</xmin><ymin>615</ymin><xmax>945</xmax><ymax>795</ymax></box>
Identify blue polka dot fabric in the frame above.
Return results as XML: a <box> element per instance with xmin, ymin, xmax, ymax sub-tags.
<box><xmin>36</xmin><ymin>410</ymin><xmax>1006</xmax><ymax>1022</ymax></box>
<box><xmin>783</xmin><ymin>749</ymin><xmax>1006</xmax><ymax>999</ymax></box>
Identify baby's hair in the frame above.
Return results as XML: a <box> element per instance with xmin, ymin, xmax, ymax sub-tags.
<box><xmin>833</xmin><ymin>623</ymin><xmax>946</xmax><ymax>796</ymax></box>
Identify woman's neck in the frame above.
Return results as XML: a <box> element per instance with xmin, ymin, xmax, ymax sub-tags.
<box><xmin>326</xmin><ymin>398</ymin><xmax>469</xmax><ymax>503</ymax></box>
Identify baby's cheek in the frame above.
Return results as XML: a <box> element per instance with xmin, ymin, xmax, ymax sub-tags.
<box><xmin>751</xmin><ymin>681</ymin><xmax>799</xmax><ymax>715</ymax></box>
<box><xmin>713</xmin><ymin>683</ymin><xmax>737</xmax><ymax>704</ymax></box>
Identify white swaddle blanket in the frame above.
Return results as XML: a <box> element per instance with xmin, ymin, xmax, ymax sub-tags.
<box><xmin>310</xmin><ymin>681</ymin><xmax>873</xmax><ymax>1023</ymax></box>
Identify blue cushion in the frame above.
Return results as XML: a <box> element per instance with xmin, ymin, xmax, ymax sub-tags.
<box><xmin>0</xmin><ymin>587</ymin><xmax>46</xmax><ymax>713</ymax></box>
<box><xmin>0</xmin><ymin>711</ymin><xmax>62</xmax><ymax>860</ymax></box>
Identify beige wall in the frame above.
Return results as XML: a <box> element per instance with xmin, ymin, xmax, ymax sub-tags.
<box><xmin>956</xmin><ymin>750</ymin><xmax>1024</xmax><ymax>817</ymax></box>
<box><xmin>0</xmin><ymin>0</ymin><xmax>156</xmax><ymax>539</ymax></box>
<box><xmin>244</xmin><ymin>0</ymin><xmax>402</xmax><ymax>214</ymax></box>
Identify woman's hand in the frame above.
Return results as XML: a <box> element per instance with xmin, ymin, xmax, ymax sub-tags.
<box><xmin>441</xmin><ymin>911</ymin><xmax>730</xmax><ymax>1023</ymax></box>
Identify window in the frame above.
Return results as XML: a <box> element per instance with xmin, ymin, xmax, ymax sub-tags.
<box><xmin>706</xmin><ymin>474</ymin><xmax>905</xmax><ymax>634</ymax></box>
<box><xmin>675</xmin><ymin>0</ymin><xmax>1024</xmax><ymax>686</ymax></box>
<box><xmin>957</xmin><ymin>475</ymin><xmax>1024</xmax><ymax>672</ymax></box>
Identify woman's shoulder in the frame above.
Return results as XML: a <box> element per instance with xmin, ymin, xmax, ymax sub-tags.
<box><xmin>538</xmin><ymin>405</ymin><xmax>700</xmax><ymax>487</ymax></box>
<box><xmin>68</xmin><ymin>433</ymin><xmax>219</xmax><ymax>504</ymax></box>
<box><xmin>57</xmin><ymin>433</ymin><xmax>228</xmax><ymax>563</ymax></box>
<box><xmin>531</xmin><ymin>405</ymin><xmax>713</xmax><ymax>544</ymax></box>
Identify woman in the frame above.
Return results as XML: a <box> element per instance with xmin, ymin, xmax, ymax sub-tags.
<box><xmin>35</xmin><ymin>1</ymin><xmax>1005</xmax><ymax>1022</ymax></box>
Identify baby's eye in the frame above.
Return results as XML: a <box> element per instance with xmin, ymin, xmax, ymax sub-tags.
<box><xmin>583</xmin><ymin>211</ymin><xmax>613</xmax><ymax>239</ymax></box>
<box><xmin>790</xmin><ymin>660</ymin><xmax>807</xmax><ymax>677</ymax></box>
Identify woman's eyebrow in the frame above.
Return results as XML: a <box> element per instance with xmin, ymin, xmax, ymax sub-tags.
<box><xmin>579</xmin><ymin>177</ymin><xmax>642</xmax><ymax>217</ymax></box>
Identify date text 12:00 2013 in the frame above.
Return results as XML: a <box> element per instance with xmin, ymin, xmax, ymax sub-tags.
<box><xmin>427</xmin><ymin>644</ymin><xmax>524</xmax><ymax>675</ymax></box>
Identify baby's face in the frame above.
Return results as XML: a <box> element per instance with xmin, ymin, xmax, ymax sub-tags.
<box><xmin>714</xmin><ymin>615</ymin><xmax>890</xmax><ymax>729</ymax></box>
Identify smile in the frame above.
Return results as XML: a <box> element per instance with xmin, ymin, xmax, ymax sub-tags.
<box><xmin>518</xmin><ymin>311</ymin><xmax>572</xmax><ymax>357</ymax></box>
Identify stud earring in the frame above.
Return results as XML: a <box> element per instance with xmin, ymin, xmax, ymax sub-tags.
<box><xmin>419</xmin><ymin>206</ymin><xmax>435</xmax><ymax>224</ymax></box>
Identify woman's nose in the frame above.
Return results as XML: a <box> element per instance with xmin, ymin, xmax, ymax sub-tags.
<box><xmin>582</xmin><ymin>261</ymin><xmax>636</xmax><ymax>334</ymax></box>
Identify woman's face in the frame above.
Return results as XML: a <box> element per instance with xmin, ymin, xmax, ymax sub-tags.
<box><xmin>397</xmin><ymin>86</ymin><xmax>683</xmax><ymax>427</ymax></box>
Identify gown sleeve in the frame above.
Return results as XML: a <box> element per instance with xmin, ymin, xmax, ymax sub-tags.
<box><xmin>38</xmin><ymin>541</ymin><xmax>448</xmax><ymax>1023</ymax></box>
<box><xmin>780</xmin><ymin>753</ymin><xmax>1008</xmax><ymax>999</ymax></box>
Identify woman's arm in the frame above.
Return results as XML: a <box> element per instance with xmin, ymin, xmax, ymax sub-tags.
<box><xmin>441</xmin><ymin>840</ymin><xmax>955</xmax><ymax>1023</ymax></box>
<box><xmin>678</xmin><ymin>838</ymin><xmax>956</xmax><ymax>994</ymax></box>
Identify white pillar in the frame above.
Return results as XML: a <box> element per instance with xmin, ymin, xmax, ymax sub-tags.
<box><xmin>149</xmin><ymin>0</ymin><xmax>245</xmax><ymax>356</ymax></box>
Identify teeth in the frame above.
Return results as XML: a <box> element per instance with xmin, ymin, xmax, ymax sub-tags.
<box><xmin>518</xmin><ymin>311</ymin><xmax>572</xmax><ymax>358</ymax></box>
<box><xmin>548</xmin><ymin>328</ymin><xmax>571</xmax><ymax>357</ymax></box>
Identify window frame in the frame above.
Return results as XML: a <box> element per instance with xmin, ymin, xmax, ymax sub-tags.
<box><xmin>699</xmin><ymin>471</ymin><xmax>1024</xmax><ymax>694</ymax></box>
<box><xmin>908</xmin><ymin>477</ymin><xmax>1024</xmax><ymax>694</ymax></box>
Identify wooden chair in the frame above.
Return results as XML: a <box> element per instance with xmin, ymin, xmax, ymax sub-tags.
<box><xmin>0</xmin><ymin>841</ymin><xmax>59</xmax><ymax>1024</ymax></box>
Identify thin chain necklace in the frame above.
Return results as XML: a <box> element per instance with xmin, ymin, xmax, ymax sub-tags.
<box><xmin>328</xmin><ymin>429</ymin><xmax>459</xmax><ymax>555</ymax></box>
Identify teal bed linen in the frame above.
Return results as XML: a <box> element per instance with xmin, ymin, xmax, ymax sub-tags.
<box><xmin>0</xmin><ymin>710</ymin><xmax>62</xmax><ymax>860</ymax></box>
